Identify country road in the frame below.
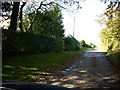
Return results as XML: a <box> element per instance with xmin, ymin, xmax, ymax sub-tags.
<box><xmin>36</xmin><ymin>50</ymin><xmax>120</xmax><ymax>89</ymax></box>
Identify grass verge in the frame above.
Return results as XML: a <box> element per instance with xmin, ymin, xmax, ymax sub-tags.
<box><xmin>106</xmin><ymin>50</ymin><xmax>120</xmax><ymax>66</ymax></box>
<box><xmin>106</xmin><ymin>50</ymin><xmax>120</xmax><ymax>75</ymax></box>
<box><xmin>2</xmin><ymin>50</ymin><xmax>84</xmax><ymax>82</ymax></box>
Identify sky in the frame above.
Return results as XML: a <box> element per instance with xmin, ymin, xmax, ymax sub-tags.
<box><xmin>62</xmin><ymin>0</ymin><xmax>107</xmax><ymax>46</ymax></box>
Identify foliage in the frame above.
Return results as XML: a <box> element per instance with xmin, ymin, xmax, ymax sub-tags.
<box><xmin>32</xmin><ymin>5</ymin><xmax>64</xmax><ymax>37</ymax></box>
<box><xmin>99</xmin><ymin>2</ymin><xmax>120</xmax><ymax>51</ymax></box>
<box><xmin>2</xmin><ymin>2</ymin><xmax>12</xmax><ymax>16</ymax></box>
<box><xmin>2</xmin><ymin>5</ymin><xmax>65</xmax><ymax>57</ymax></box>
<box><xmin>64</xmin><ymin>35</ymin><xmax>80</xmax><ymax>51</ymax></box>
<box><xmin>80</xmin><ymin>40</ymin><xmax>86</xmax><ymax>47</ymax></box>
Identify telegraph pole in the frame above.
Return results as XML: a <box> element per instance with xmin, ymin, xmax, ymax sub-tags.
<box><xmin>73</xmin><ymin>16</ymin><xmax>75</xmax><ymax>37</ymax></box>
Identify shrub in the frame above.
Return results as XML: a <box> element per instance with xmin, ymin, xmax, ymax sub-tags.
<box><xmin>64</xmin><ymin>35</ymin><xmax>80</xmax><ymax>51</ymax></box>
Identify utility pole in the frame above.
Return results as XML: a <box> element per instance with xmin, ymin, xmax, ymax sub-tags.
<box><xmin>73</xmin><ymin>16</ymin><xmax>75</xmax><ymax>37</ymax></box>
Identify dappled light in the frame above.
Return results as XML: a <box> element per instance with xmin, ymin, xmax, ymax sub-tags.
<box><xmin>34</xmin><ymin>68</ymin><xmax>120</xmax><ymax>88</ymax></box>
<box><xmin>33</xmin><ymin>51</ymin><xmax>120</xmax><ymax>89</ymax></box>
<box><xmin>79</xmin><ymin>70</ymin><xmax>87</xmax><ymax>73</ymax></box>
<box><xmin>2</xmin><ymin>51</ymin><xmax>83</xmax><ymax>82</ymax></box>
<box><xmin>2</xmin><ymin>65</ymin><xmax>50</xmax><ymax>82</ymax></box>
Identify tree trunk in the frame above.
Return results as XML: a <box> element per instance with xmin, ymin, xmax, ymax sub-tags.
<box><xmin>19</xmin><ymin>2</ymin><xmax>26</xmax><ymax>32</ymax></box>
<box><xmin>9</xmin><ymin>2</ymin><xmax>20</xmax><ymax>31</ymax></box>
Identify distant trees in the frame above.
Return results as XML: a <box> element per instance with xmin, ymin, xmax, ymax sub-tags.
<box><xmin>80</xmin><ymin>40</ymin><xmax>86</xmax><ymax>47</ymax></box>
<box><xmin>80</xmin><ymin>40</ymin><xmax>95</xmax><ymax>48</ymax></box>
<box><xmin>89</xmin><ymin>43</ymin><xmax>96</xmax><ymax>48</ymax></box>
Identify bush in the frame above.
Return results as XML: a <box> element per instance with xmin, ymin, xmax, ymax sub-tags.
<box><xmin>64</xmin><ymin>35</ymin><xmax>80</xmax><ymax>51</ymax></box>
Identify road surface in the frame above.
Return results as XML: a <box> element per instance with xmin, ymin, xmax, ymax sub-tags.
<box><xmin>35</xmin><ymin>50</ymin><xmax>120</xmax><ymax>89</ymax></box>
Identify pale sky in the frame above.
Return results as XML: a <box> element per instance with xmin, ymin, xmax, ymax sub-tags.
<box><xmin>62</xmin><ymin>0</ymin><xmax>107</xmax><ymax>46</ymax></box>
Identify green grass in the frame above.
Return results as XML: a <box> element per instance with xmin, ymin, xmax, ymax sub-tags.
<box><xmin>2</xmin><ymin>51</ymin><xmax>84</xmax><ymax>82</ymax></box>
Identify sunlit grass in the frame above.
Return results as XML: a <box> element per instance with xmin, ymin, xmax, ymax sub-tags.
<box><xmin>2</xmin><ymin>51</ymin><xmax>84</xmax><ymax>82</ymax></box>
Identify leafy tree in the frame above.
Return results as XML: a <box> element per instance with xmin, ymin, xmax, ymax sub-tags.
<box><xmin>99</xmin><ymin>2</ymin><xmax>120</xmax><ymax>51</ymax></box>
<box><xmin>2</xmin><ymin>4</ymin><xmax>65</xmax><ymax>56</ymax></box>
<box><xmin>32</xmin><ymin>5</ymin><xmax>65</xmax><ymax>51</ymax></box>
<box><xmin>25</xmin><ymin>0</ymin><xmax>83</xmax><ymax>31</ymax></box>
<box><xmin>32</xmin><ymin>5</ymin><xmax>64</xmax><ymax>36</ymax></box>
